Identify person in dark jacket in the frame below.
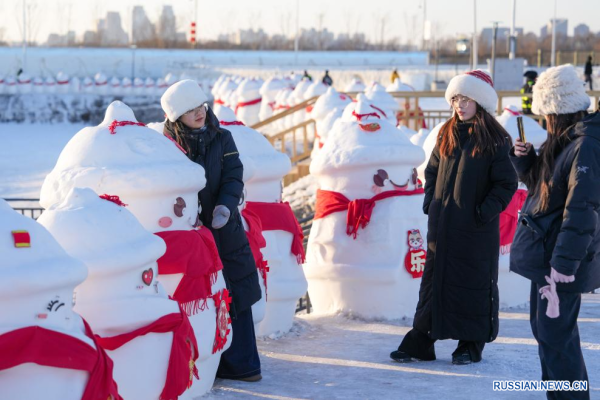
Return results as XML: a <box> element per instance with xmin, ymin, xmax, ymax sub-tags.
<box><xmin>521</xmin><ymin>70</ymin><xmax>538</xmax><ymax>115</ymax></box>
<box><xmin>511</xmin><ymin>65</ymin><xmax>599</xmax><ymax>399</ymax></box>
<box><xmin>321</xmin><ymin>70</ymin><xmax>333</xmax><ymax>86</ymax></box>
<box><xmin>302</xmin><ymin>70</ymin><xmax>313</xmax><ymax>81</ymax></box>
<box><xmin>161</xmin><ymin>79</ymin><xmax>262</xmax><ymax>382</ymax></box>
<box><xmin>584</xmin><ymin>55</ymin><xmax>593</xmax><ymax>91</ymax></box>
<box><xmin>390</xmin><ymin>70</ymin><xmax>518</xmax><ymax>365</ymax></box>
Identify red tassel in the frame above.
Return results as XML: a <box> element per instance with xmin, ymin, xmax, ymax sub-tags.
<box><xmin>98</xmin><ymin>194</ymin><xmax>128</xmax><ymax>207</ymax></box>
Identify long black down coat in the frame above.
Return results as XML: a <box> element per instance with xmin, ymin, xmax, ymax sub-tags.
<box><xmin>179</xmin><ymin>107</ymin><xmax>261</xmax><ymax>317</ymax></box>
<box><xmin>414</xmin><ymin>122</ymin><xmax>518</xmax><ymax>343</ymax></box>
<box><xmin>510</xmin><ymin>112</ymin><xmax>600</xmax><ymax>293</ymax></box>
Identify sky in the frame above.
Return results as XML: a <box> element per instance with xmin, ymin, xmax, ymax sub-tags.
<box><xmin>1</xmin><ymin>0</ymin><xmax>599</xmax><ymax>45</ymax></box>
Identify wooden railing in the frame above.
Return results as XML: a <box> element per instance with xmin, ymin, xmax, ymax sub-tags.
<box><xmin>265</xmin><ymin>118</ymin><xmax>316</xmax><ymax>164</ymax></box>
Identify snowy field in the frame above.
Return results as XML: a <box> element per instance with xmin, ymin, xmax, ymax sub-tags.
<box><xmin>207</xmin><ymin>298</ymin><xmax>600</xmax><ymax>399</ymax></box>
<box><xmin>2</xmin><ymin>120</ymin><xmax>600</xmax><ymax>399</ymax></box>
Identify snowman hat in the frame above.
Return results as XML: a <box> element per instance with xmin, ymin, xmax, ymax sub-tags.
<box><xmin>445</xmin><ymin>70</ymin><xmax>498</xmax><ymax>116</ymax></box>
<box><xmin>532</xmin><ymin>64</ymin><xmax>590</xmax><ymax>116</ymax></box>
<box><xmin>161</xmin><ymin>79</ymin><xmax>209</xmax><ymax>122</ymax></box>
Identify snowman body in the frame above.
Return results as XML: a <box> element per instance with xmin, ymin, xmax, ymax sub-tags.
<box><xmin>235</xmin><ymin>79</ymin><xmax>262</xmax><ymax>127</ymax></box>
<box><xmin>0</xmin><ymin>200</ymin><xmax>100</xmax><ymax>400</ymax></box>
<box><xmin>259</xmin><ymin>77</ymin><xmax>285</xmax><ymax>123</ymax></box>
<box><xmin>305</xmin><ymin>107</ymin><xmax>428</xmax><ymax>319</ymax></box>
<box><xmin>39</xmin><ymin>189</ymin><xmax>189</xmax><ymax>400</ymax></box>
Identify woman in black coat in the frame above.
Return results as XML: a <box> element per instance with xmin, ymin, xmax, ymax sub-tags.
<box><xmin>161</xmin><ymin>80</ymin><xmax>262</xmax><ymax>382</ymax></box>
<box><xmin>390</xmin><ymin>70</ymin><xmax>517</xmax><ymax>365</ymax></box>
<box><xmin>511</xmin><ymin>65</ymin><xmax>599</xmax><ymax>398</ymax></box>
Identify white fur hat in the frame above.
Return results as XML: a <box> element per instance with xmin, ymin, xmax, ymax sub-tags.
<box><xmin>161</xmin><ymin>79</ymin><xmax>208</xmax><ymax>122</ymax></box>
<box><xmin>532</xmin><ymin>64</ymin><xmax>590</xmax><ymax>115</ymax></box>
<box><xmin>445</xmin><ymin>70</ymin><xmax>498</xmax><ymax>115</ymax></box>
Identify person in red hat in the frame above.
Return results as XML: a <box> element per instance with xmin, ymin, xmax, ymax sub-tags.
<box><xmin>390</xmin><ymin>70</ymin><xmax>517</xmax><ymax>365</ymax></box>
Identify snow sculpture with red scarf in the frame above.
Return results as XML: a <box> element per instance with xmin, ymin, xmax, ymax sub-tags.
<box><xmin>305</xmin><ymin>99</ymin><xmax>428</xmax><ymax>320</ymax></box>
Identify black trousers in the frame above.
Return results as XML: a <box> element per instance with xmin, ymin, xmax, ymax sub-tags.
<box><xmin>217</xmin><ymin>307</ymin><xmax>261</xmax><ymax>379</ymax></box>
<box><xmin>398</xmin><ymin>328</ymin><xmax>485</xmax><ymax>362</ymax></box>
<box><xmin>530</xmin><ymin>282</ymin><xmax>590</xmax><ymax>400</ymax></box>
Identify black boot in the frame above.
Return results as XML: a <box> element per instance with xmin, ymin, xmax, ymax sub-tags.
<box><xmin>451</xmin><ymin>350</ymin><xmax>472</xmax><ymax>365</ymax></box>
<box><xmin>390</xmin><ymin>350</ymin><xmax>417</xmax><ymax>363</ymax></box>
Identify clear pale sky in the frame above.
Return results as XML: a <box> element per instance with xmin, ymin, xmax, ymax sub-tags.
<box><xmin>2</xmin><ymin>0</ymin><xmax>599</xmax><ymax>44</ymax></box>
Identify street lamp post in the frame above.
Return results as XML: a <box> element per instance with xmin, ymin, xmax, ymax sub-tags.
<box><xmin>472</xmin><ymin>0</ymin><xmax>478</xmax><ymax>70</ymax></box>
<box><xmin>550</xmin><ymin>0</ymin><xmax>557</xmax><ymax>66</ymax></box>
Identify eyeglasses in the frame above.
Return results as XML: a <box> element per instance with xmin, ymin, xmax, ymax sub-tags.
<box><xmin>183</xmin><ymin>104</ymin><xmax>207</xmax><ymax>116</ymax></box>
<box><xmin>451</xmin><ymin>96</ymin><xmax>472</xmax><ymax>108</ymax></box>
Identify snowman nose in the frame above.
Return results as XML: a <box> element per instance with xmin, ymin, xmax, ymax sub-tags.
<box><xmin>158</xmin><ymin>216</ymin><xmax>173</xmax><ymax>228</ymax></box>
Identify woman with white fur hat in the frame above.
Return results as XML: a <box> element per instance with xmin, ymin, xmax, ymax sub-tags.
<box><xmin>161</xmin><ymin>79</ymin><xmax>263</xmax><ymax>382</ymax></box>
<box><xmin>511</xmin><ymin>64</ymin><xmax>599</xmax><ymax>398</ymax></box>
<box><xmin>390</xmin><ymin>70</ymin><xmax>518</xmax><ymax>366</ymax></box>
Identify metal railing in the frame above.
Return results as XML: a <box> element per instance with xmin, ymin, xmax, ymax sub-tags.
<box><xmin>4</xmin><ymin>198</ymin><xmax>44</xmax><ymax>220</ymax></box>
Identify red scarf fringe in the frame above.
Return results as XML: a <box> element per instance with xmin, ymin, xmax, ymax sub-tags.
<box><xmin>155</xmin><ymin>228</ymin><xmax>224</xmax><ymax>315</ymax></box>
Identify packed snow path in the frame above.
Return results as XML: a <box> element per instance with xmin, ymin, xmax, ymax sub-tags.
<box><xmin>207</xmin><ymin>295</ymin><xmax>600</xmax><ymax>399</ymax></box>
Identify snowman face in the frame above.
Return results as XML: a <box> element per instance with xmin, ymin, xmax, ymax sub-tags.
<box><xmin>372</xmin><ymin>168</ymin><xmax>414</xmax><ymax>194</ymax></box>
<box><xmin>37</xmin><ymin>294</ymin><xmax>73</xmax><ymax>325</ymax></box>
<box><xmin>126</xmin><ymin>192</ymin><xmax>199</xmax><ymax>232</ymax></box>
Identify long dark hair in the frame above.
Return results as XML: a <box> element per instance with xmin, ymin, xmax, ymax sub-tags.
<box><xmin>163</xmin><ymin>105</ymin><xmax>221</xmax><ymax>155</ymax></box>
<box><xmin>438</xmin><ymin>103</ymin><xmax>512</xmax><ymax>158</ymax></box>
<box><xmin>523</xmin><ymin>111</ymin><xmax>587</xmax><ymax>212</ymax></box>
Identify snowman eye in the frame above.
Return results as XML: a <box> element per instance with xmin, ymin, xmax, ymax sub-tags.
<box><xmin>174</xmin><ymin>197</ymin><xmax>186</xmax><ymax>217</ymax></box>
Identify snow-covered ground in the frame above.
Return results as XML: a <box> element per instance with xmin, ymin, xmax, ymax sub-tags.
<box><xmin>207</xmin><ymin>295</ymin><xmax>600</xmax><ymax>399</ymax></box>
<box><xmin>0</xmin><ymin>122</ymin><xmax>85</xmax><ymax>199</ymax></box>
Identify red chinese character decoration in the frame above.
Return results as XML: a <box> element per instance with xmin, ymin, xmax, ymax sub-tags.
<box><xmin>212</xmin><ymin>288</ymin><xmax>232</xmax><ymax>354</ymax></box>
<box><xmin>404</xmin><ymin>229</ymin><xmax>426</xmax><ymax>279</ymax></box>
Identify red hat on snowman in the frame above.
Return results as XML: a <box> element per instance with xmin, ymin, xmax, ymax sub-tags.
<box><xmin>445</xmin><ymin>70</ymin><xmax>498</xmax><ymax>116</ymax></box>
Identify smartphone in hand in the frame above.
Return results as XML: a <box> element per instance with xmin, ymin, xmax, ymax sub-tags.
<box><xmin>517</xmin><ymin>116</ymin><xmax>527</xmax><ymax>143</ymax></box>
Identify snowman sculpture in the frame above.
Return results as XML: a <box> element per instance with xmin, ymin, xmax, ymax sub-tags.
<box><xmin>259</xmin><ymin>77</ymin><xmax>286</xmax><ymax>123</ymax></box>
<box><xmin>344</xmin><ymin>77</ymin><xmax>366</xmax><ymax>92</ymax></box>
<box><xmin>310</xmin><ymin>87</ymin><xmax>351</xmax><ymax>152</ymax></box>
<box><xmin>235</xmin><ymin>79</ymin><xmax>263</xmax><ymax>126</ymax></box>
<box><xmin>39</xmin><ymin>101</ymin><xmax>232</xmax><ymax>397</ymax></box>
<box><xmin>365</xmin><ymin>83</ymin><xmax>401</xmax><ymax>126</ymax></box>
<box><xmin>39</xmin><ymin>188</ymin><xmax>198</xmax><ymax>400</ymax></box>
<box><xmin>305</xmin><ymin>100</ymin><xmax>428</xmax><ymax>319</ymax></box>
<box><xmin>0</xmin><ymin>199</ymin><xmax>120</xmax><ymax>400</ymax></box>
<box><xmin>215</xmin><ymin>106</ymin><xmax>307</xmax><ymax>336</ymax></box>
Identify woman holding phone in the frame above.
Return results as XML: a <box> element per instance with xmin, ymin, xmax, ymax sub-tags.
<box><xmin>390</xmin><ymin>70</ymin><xmax>517</xmax><ymax>365</ymax></box>
<box><xmin>511</xmin><ymin>65</ymin><xmax>600</xmax><ymax>398</ymax></box>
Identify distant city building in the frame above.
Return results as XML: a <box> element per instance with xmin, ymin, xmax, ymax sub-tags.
<box><xmin>98</xmin><ymin>12</ymin><xmax>128</xmax><ymax>46</ymax></box>
<box><xmin>46</xmin><ymin>31</ymin><xmax>76</xmax><ymax>47</ymax></box>
<box><xmin>480</xmin><ymin>27</ymin><xmax>523</xmax><ymax>46</ymax></box>
<box><xmin>157</xmin><ymin>6</ymin><xmax>177</xmax><ymax>45</ymax></box>
<box><xmin>132</xmin><ymin>6</ymin><xmax>155</xmax><ymax>44</ymax></box>
<box><xmin>574</xmin><ymin>23</ymin><xmax>590</xmax><ymax>37</ymax></box>
<box><xmin>82</xmin><ymin>31</ymin><xmax>98</xmax><ymax>46</ymax></box>
<box><xmin>540</xmin><ymin>19</ymin><xmax>568</xmax><ymax>38</ymax></box>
